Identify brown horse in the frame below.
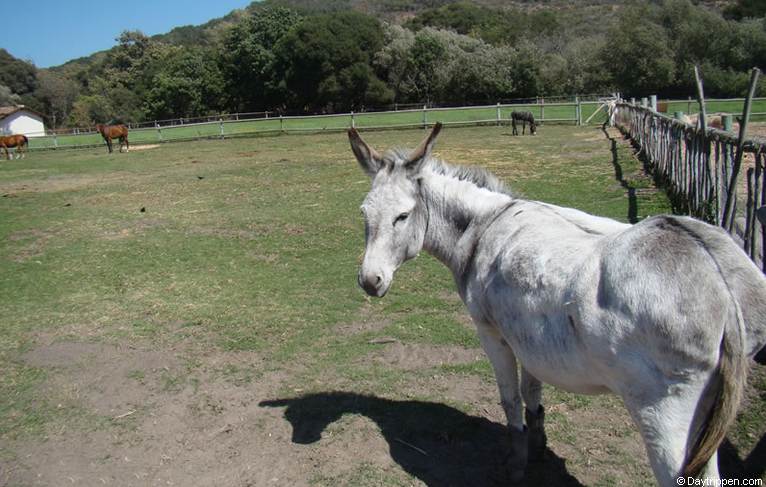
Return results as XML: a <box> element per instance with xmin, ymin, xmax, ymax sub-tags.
<box><xmin>95</xmin><ymin>123</ymin><xmax>129</xmax><ymax>153</ymax></box>
<box><xmin>0</xmin><ymin>134</ymin><xmax>28</xmax><ymax>160</ymax></box>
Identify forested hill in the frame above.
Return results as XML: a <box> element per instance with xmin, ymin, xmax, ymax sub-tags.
<box><xmin>1</xmin><ymin>0</ymin><xmax>764</xmax><ymax>129</ymax></box>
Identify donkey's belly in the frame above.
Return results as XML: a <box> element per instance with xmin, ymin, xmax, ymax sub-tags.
<box><xmin>495</xmin><ymin>312</ymin><xmax>611</xmax><ymax>395</ymax></box>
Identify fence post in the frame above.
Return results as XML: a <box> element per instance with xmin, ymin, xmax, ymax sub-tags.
<box><xmin>650</xmin><ymin>95</ymin><xmax>657</xmax><ymax>112</ymax></box>
<box><xmin>641</xmin><ymin>97</ymin><xmax>648</xmax><ymax>108</ymax></box>
<box><xmin>219</xmin><ymin>118</ymin><xmax>225</xmax><ymax>139</ymax></box>
<box><xmin>280</xmin><ymin>115</ymin><xmax>284</xmax><ymax>133</ymax></box>
<box><xmin>422</xmin><ymin>105</ymin><xmax>427</xmax><ymax>129</ymax></box>
<box><xmin>575</xmin><ymin>96</ymin><xmax>581</xmax><ymax>125</ymax></box>
<box><xmin>674</xmin><ymin>111</ymin><xmax>685</xmax><ymax>121</ymax></box>
<box><xmin>687</xmin><ymin>97</ymin><xmax>692</xmax><ymax>115</ymax></box>
<box><xmin>156</xmin><ymin>122</ymin><xmax>162</xmax><ymax>141</ymax></box>
<box><xmin>540</xmin><ymin>97</ymin><xmax>545</xmax><ymax>122</ymax></box>
<box><xmin>722</xmin><ymin>114</ymin><xmax>733</xmax><ymax>131</ymax></box>
<box><xmin>496</xmin><ymin>103</ymin><xmax>501</xmax><ymax>126</ymax></box>
<box><xmin>351</xmin><ymin>111</ymin><xmax>355</xmax><ymax>129</ymax></box>
<box><xmin>53</xmin><ymin>131</ymin><xmax>58</xmax><ymax>149</ymax></box>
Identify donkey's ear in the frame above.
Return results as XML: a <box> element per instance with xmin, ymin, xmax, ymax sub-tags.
<box><xmin>348</xmin><ymin>128</ymin><xmax>383</xmax><ymax>177</ymax></box>
<box><xmin>404</xmin><ymin>122</ymin><xmax>442</xmax><ymax>174</ymax></box>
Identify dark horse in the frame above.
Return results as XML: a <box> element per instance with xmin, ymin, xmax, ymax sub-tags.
<box><xmin>0</xmin><ymin>134</ymin><xmax>28</xmax><ymax>160</ymax></box>
<box><xmin>95</xmin><ymin>123</ymin><xmax>129</xmax><ymax>153</ymax></box>
<box><xmin>511</xmin><ymin>111</ymin><xmax>537</xmax><ymax>136</ymax></box>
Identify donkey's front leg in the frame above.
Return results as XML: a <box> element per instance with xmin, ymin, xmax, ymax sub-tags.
<box><xmin>476</xmin><ymin>322</ymin><xmax>528</xmax><ymax>482</ymax></box>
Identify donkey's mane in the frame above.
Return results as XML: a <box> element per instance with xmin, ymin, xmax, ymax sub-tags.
<box><xmin>383</xmin><ymin>148</ymin><xmax>513</xmax><ymax>197</ymax></box>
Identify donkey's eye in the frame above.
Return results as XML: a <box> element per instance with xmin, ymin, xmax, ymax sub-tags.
<box><xmin>394</xmin><ymin>213</ymin><xmax>409</xmax><ymax>225</ymax></box>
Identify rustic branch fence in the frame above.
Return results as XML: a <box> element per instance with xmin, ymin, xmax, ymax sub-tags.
<box><xmin>613</xmin><ymin>101</ymin><xmax>766</xmax><ymax>272</ymax></box>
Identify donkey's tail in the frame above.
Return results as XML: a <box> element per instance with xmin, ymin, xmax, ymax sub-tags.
<box><xmin>683</xmin><ymin>267</ymin><xmax>747</xmax><ymax>478</ymax></box>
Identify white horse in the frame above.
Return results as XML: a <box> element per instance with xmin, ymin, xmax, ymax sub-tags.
<box><xmin>349</xmin><ymin>123</ymin><xmax>766</xmax><ymax>486</ymax></box>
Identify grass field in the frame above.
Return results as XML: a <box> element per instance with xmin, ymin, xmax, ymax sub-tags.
<box><xmin>1</xmin><ymin>125</ymin><xmax>763</xmax><ymax>486</ymax></box>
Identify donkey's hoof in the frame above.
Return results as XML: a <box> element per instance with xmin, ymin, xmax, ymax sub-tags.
<box><xmin>506</xmin><ymin>426</ymin><xmax>529</xmax><ymax>482</ymax></box>
<box><xmin>525</xmin><ymin>405</ymin><xmax>547</xmax><ymax>462</ymax></box>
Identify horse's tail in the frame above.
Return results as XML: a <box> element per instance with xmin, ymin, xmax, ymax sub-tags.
<box><xmin>682</xmin><ymin>232</ymin><xmax>748</xmax><ymax>478</ymax></box>
<box><xmin>22</xmin><ymin>135</ymin><xmax>28</xmax><ymax>147</ymax></box>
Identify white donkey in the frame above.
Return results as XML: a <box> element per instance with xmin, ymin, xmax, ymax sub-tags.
<box><xmin>349</xmin><ymin>123</ymin><xmax>766</xmax><ymax>486</ymax></box>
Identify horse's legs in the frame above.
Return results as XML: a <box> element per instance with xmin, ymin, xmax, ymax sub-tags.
<box><xmin>2</xmin><ymin>145</ymin><xmax>9</xmax><ymax>160</ymax></box>
<box><xmin>476</xmin><ymin>322</ymin><xmax>528</xmax><ymax>481</ymax></box>
<box><xmin>124</xmin><ymin>135</ymin><xmax>129</xmax><ymax>152</ymax></box>
<box><xmin>521</xmin><ymin>367</ymin><xmax>546</xmax><ymax>460</ymax></box>
<box><xmin>512</xmin><ymin>119</ymin><xmax>518</xmax><ymax>136</ymax></box>
<box><xmin>624</xmin><ymin>380</ymin><xmax>720</xmax><ymax>487</ymax></box>
<box><xmin>106</xmin><ymin>137</ymin><xmax>113</xmax><ymax>153</ymax></box>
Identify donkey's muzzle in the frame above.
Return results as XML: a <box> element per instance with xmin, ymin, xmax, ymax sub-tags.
<box><xmin>358</xmin><ymin>271</ymin><xmax>387</xmax><ymax>297</ymax></box>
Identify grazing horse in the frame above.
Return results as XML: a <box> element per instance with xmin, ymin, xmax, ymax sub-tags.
<box><xmin>95</xmin><ymin>123</ymin><xmax>129</xmax><ymax>153</ymax></box>
<box><xmin>511</xmin><ymin>110</ymin><xmax>536</xmax><ymax>135</ymax></box>
<box><xmin>0</xmin><ymin>134</ymin><xmax>28</xmax><ymax>160</ymax></box>
<box><xmin>348</xmin><ymin>123</ymin><xmax>766</xmax><ymax>486</ymax></box>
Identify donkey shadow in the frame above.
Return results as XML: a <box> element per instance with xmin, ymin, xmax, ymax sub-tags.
<box><xmin>260</xmin><ymin>391</ymin><xmax>583</xmax><ymax>487</ymax></box>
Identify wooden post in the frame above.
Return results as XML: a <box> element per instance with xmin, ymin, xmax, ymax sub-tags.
<box><xmin>422</xmin><ymin>105</ymin><xmax>427</xmax><ymax>129</ymax></box>
<box><xmin>722</xmin><ymin>114</ymin><xmax>733</xmax><ymax>131</ymax></box>
<box><xmin>219</xmin><ymin>118</ymin><xmax>225</xmax><ymax>138</ymax></box>
<box><xmin>540</xmin><ymin>98</ymin><xmax>545</xmax><ymax>122</ymax></box>
<box><xmin>351</xmin><ymin>111</ymin><xmax>355</xmax><ymax>129</ymax></box>
<box><xmin>576</xmin><ymin>96</ymin><xmax>581</xmax><ymax>125</ymax></box>
<box><xmin>650</xmin><ymin>95</ymin><xmax>657</xmax><ymax>112</ymax></box>
<box><xmin>156</xmin><ymin>122</ymin><xmax>162</xmax><ymax>141</ymax></box>
<box><xmin>722</xmin><ymin>68</ymin><xmax>761</xmax><ymax>231</ymax></box>
<box><xmin>496</xmin><ymin>102</ymin><xmax>501</xmax><ymax>126</ymax></box>
<box><xmin>280</xmin><ymin>115</ymin><xmax>284</xmax><ymax>132</ymax></box>
<box><xmin>53</xmin><ymin>131</ymin><xmax>58</xmax><ymax>149</ymax></box>
<box><xmin>641</xmin><ymin>97</ymin><xmax>648</xmax><ymax>108</ymax></box>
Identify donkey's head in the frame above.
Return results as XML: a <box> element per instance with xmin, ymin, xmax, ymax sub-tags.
<box><xmin>349</xmin><ymin>124</ymin><xmax>442</xmax><ymax>297</ymax></box>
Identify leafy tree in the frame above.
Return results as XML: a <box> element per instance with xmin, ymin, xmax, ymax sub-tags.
<box><xmin>31</xmin><ymin>71</ymin><xmax>80</xmax><ymax>127</ymax></box>
<box><xmin>0</xmin><ymin>84</ymin><xmax>21</xmax><ymax>106</ymax></box>
<box><xmin>724</xmin><ymin>0</ymin><xmax>766</xmax><ymax>20</ymax></box>
<box><xmin>218</xmin><ymin>6</ymin><xmax>302</xmax><ymax>112</ymax></box>
<box><xmin>601</xmin><ymin>7</ymin><xmax>676</xmax><ymax>96</ymax></box>
<box><xmin>144</xmin><ymin>48</ymin><xmax>224</xmax><ymax>119</ymax></box>
<box><xmin>0</xmin><ymin>49</ymin><xmax>38</xmax><ymax>97</ymax></box>
<box><xmin>273</xmin><ymin>11</ymin><xmax>393</xmax><ymax>111</ymax></box>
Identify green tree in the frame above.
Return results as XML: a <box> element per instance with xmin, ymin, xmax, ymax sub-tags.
<box><xmin>602</xmin><ymin>8</ymin><xmax>676</xmax><ymax>96</ymax></box>
<box><xmin>273</xmin><ymin>11</ymin><xmax>393</xmax><ymax>111</ymax></box>
<box><xmin>0</xmin><ymin>49</ymin><xmax>38</xmax><ymax>97</ymax></box>
<box><xmin>144</xmin><ymin>48</ymin><xmax>224</xmax><ymax>119</ymax></box>
<box><xmin>218</xmin><ymin>6</ymin><xmax>302</xmax><ymax>112</ymax></box>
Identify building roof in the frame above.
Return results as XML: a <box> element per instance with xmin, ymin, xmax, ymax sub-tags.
<box><xmin>0</xmin><ymin>105</ymin><xmax>44</xmax><ymax>121</ymax></box>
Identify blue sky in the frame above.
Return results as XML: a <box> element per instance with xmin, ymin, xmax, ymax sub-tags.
<box><xmin>1</xmin><ymin>0</ymin><xmax>253</xmax><ymax>68</ymax></box>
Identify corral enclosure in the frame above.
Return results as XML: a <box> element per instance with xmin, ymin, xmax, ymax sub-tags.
<box><xmin>1</xmin><ymin>125</ymin><xmax>763</xmax><ymax>486</ymax></box>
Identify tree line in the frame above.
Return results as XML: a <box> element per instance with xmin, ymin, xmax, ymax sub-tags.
<box><xmin>1</xmin><ymin>0</ymin><xmax>764</xmax><ymax>129</ymax></box>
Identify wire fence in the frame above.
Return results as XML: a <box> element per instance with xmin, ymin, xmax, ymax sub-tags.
<box><xmin>613</xmin><ymin>101</ymin><xmax>766</xmax><ymax>272</ymax></box>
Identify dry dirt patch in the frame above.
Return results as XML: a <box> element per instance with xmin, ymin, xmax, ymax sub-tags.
<box><xmin>366</xmin><ymin>342</ymin><xmax>484</xmax><ymax>370</ymax></box>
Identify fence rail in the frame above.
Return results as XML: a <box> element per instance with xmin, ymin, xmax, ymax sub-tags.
<box><xmin>19</xmin><ymin>100</ymin><xmax>611</xmax><ymax>151</ymax></box>
<box><xmin>613</xmin><ymin>101</ymin><xmax>766</xmax><ymax>272</ymax></box>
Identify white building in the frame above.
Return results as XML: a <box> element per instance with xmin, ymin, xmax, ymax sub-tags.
<box><xmin>0</xmin><ymin>106</ymin><xmax>46</xmax><ymax>137</ymax></box>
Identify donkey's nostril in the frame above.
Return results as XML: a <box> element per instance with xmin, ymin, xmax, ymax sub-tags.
<box><xmin>375</xmin><ymin>275</ymin><xmax>382</xmax><ymax>285</ymax></box>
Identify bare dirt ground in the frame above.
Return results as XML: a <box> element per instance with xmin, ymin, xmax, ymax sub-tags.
<box><xmin>6</xmin><ymin>331</ymin><xmax>764</xmax><ymax>487</ymax></box>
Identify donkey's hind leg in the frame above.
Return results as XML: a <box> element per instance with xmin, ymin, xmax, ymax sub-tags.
<box><xmin>476</xmin><ymin>321</ymin><xmax>528</xmax><ymax>482</ymax></box>
<box><xmin>521</xmin><ymin>367</ymin><xmax>547</xmax><ymax>460</ymax></box>
<box><xmin>624</xmin><ymin>379</ymin><xmax>721</xmax><ymax>487</ymax></box>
